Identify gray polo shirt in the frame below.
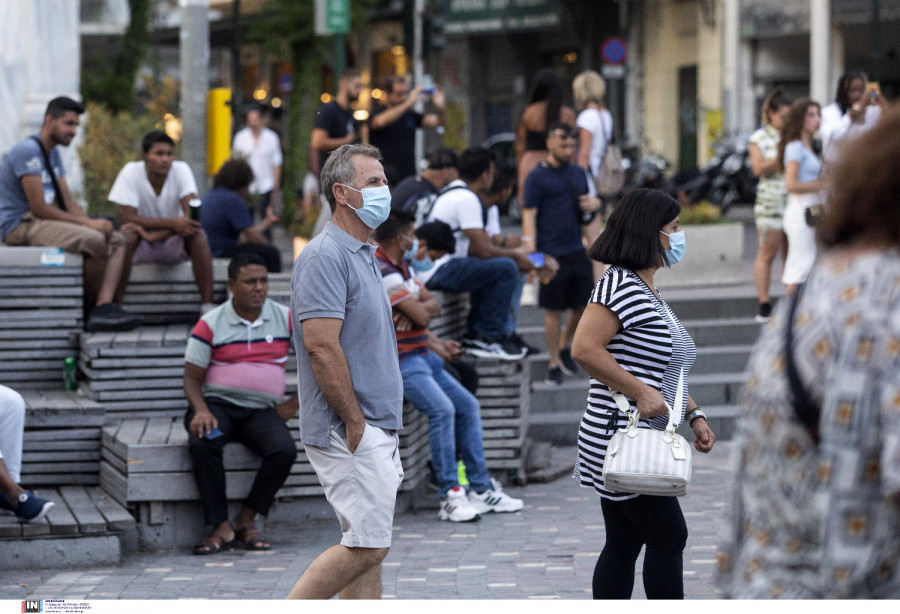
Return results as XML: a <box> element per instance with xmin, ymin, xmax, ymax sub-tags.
<box><xmin>291</xmin><ymin>221</ymin><xmax>403</xmax><ymax>447</ymax></box>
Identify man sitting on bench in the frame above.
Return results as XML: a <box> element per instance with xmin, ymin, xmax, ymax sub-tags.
<box><xmin>0</xmin><ymin>96</ymin><xmax>141</xmax><ymax>331</ymax></box>
<box><xmin>109</xmin><ymin>130</ymin><xmax>216</xmax><ymax>315</ymax></box>
<box><xmin>183</xmin><ymin>253</ymin><xmax>298</xmax><ymax>554</ymax></box>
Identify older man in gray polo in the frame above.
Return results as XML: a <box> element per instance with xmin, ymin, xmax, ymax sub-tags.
<box><xmin>287</xmin><ymin>144</ymin><xmax>402</xmax><ymax>600</ymax></box>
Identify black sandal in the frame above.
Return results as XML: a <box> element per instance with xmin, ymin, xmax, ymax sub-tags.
<box><xmin>235</xmin><ymin>526</ymin><xmax>271</xmax><ymax>551</ymax></box>
<box><xmin>192</xmin><ymin>532</ymin><xmax>234</xmax><ymax>555</ymax></box>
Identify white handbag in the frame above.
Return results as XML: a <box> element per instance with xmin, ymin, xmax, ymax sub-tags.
<box><xmin>602</xmin><ymin>368</ymin><xmax>692</xmax><ymax>497</ymax></box>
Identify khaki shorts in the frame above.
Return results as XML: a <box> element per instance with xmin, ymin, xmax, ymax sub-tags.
<box><xmin>4</xmin><ymin>212</ymin><xmax>124</xmax><ymax>257</ymax></box>
<box><xmin>305</xmin><ymin>425</ymin><xmax>403</xmax><ymax>549</ymax></box>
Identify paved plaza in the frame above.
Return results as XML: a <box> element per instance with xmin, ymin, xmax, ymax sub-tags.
<box><xmin>0</xmin><ymin>442</ymin><xmax>733</xmax><ymax>601</ymax></box>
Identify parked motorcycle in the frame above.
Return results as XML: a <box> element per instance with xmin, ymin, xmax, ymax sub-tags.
<box><xmin>673</xmin><ymin>137</ymin><xmax>757</xmax><ymax>212</ymax></box>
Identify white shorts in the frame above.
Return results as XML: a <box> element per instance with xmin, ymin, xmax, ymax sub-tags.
<box><xmin>781</xmin><ymin>193</ymin><xmax>819</xmax><ymax>285</ymax></box>
<box><xmin>305</xmin><ymin>425</ymin><xmax>403</xmax><ymax>548</ymax></box>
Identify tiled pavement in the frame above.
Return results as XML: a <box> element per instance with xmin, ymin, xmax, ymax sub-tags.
<box><xmin>0</xmin><ymin>442</ymin><xmax>733</xmax><ymax>600</ymax></box>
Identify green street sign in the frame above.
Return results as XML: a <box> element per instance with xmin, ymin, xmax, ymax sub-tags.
<box><xmin>316</xmin><ymin>0</ymin><xmax>350</xmax><ymax>35</ymax></box>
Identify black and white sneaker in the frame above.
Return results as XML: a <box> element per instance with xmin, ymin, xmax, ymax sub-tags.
<box><xmin>755</xmin><ymin>302</ymin><xmax>772</xmax><ymax>323</ymax></box>
<box><xmin>462</xmin><ymin>337</ymin><xmax>526</xmax><ymax>361</ymax></box>
<box><xmin>439</xmin><ymin>487</ymin><xmax>480</xmax><ymax>522</ymax></box>
<box><xmin>558</xmin><ymin>347</ymin><xmax>578</xmax><ymax>376</ymax></box>
<box><xmin>468</xmin><ymin>478</ymin><xmax>524</xmax><ymax>514</ymax></box>
<box><xmin>544</xmin><ymin>365</ymin><xmax>564</xmax><ymax>385</ymax></box>
<box><xmin>507</xmin><ymin>332</ymin><xmax>539</xmax><ymax>357</ymax></box>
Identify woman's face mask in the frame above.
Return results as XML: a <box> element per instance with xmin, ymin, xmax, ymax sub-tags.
<box><xmin>341</xmin><ymin>184</ymin><xmax>392</xmax><ymax>228</ymax></box>
<box><xmin>660</xmin><ymin>230</ymin><xmax>686</xmax><ymax>265</ymax></box>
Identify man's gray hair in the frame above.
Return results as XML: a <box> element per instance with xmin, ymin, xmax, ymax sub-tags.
<box><xmin>321</xmin><ymin>144</ymin><xmax>382</xmax><ymax>212</ymax></box>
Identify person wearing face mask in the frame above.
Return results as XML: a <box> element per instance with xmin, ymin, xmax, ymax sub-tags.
<box><xmin>373</xmin><ymin>211</ymin><xmax>524</xmax><ymax>523</ymax></box>
<box><xmin>288</xmin><ymin>144</ymin><xmax>403</xmax><ymax>600</ymax></box>
<box><xmin>569</xmin><ymin>188</ymin><xmax>715</xmax><ymax>600</ymax></box>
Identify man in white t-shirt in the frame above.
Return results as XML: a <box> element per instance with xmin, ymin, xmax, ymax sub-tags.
<box><xmin>231</xmin><ymin>104</ymin><xmax>283</xmax><ymax>236</ymax></box>
<box><xmin>424</xmin><ymin>148</ymin><xmax>535</xmax><ymax>361</ymax></box>
<box><xmin>109</xmin><ymin>130</ymin><xmax>215</xmax><ymax>313</ymax></box>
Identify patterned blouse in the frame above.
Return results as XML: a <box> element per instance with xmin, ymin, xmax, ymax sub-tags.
<box><xmin>717</xmin><ymin>249</ymin><xmax>900</xmax><ymax>598</ymax></box>
<box><xmin>574</xmin><ymin>267</ymin><xmax>696</xmax><ymax>500</ymax></box>
<box><xmin>749</xmin><ymin>124</ymin><xmax>787</xmax><ymax>226</ymax></box>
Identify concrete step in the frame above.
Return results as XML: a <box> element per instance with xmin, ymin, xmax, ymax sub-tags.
<box><xmin>692</xmin><ymin>344</ymin><xmax>753</xmax><ymax>374</ymax></box>
<box><xmin>518</xmin><ymin>285</ymin><xmax>783</xmax><ymax>325</ymax></box>
<box><xmin>527</xmin><ymin>344</ymin><xmax>751</xmax><ymax>380</ymax></box>
<box><xmin>683</xmin><ymin>317</ymin><xmax>764</xmax><ymax>346</ymax></box>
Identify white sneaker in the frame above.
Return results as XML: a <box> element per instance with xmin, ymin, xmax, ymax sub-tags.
<box><xmin>439</xmin><ymin>487</ymin><xmax>481</xmax><ymax>522</ymax></box>
<box><xmin>467</xmin><ymin>478</ymin><xmax>524</xmax><ymax>514</ymax></box>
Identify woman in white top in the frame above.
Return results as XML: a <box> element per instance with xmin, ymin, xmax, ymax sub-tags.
<box><xmin>573</xmin><ymin>70</ymin><xmax>613</xmax><ymax>280</ymax></box>
<box><xmin>777</xmin><ymin>98</ymin><xmax>828</xmax><ymax>295</ymax></box>
<box><xmin>820</xmin><ymin>72</ymin><xmax>885</xmax><ymax>163</ymax></box>
<box><xmin>747</xmin><ymin>88</ymin><xmax>791</xmax><ymax>322</ymax></box>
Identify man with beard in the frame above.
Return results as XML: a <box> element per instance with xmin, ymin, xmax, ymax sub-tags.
<box><xmin>309</xmin><ymin>68</ymin><xmax>366</xmax><ymax>236</ymax></box>
<box><xmin>0</xmin><ymin>96</ymin><xmax>141</xmax><ymax>331</ymax></box>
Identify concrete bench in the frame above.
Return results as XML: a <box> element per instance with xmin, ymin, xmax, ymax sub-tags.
<box><xmin>121</xmin><ymin>260</ymin><xmax>230</xmax><ymax>324</ymax></box>
<box><xmin>0</xmin><ymin>247</ymin><xmax>84</xmax><ymax>390</ymax></box>
<box><xmin>99</xmin><ymin>404</ymin><xmax>430</xmax><ymax>507</ymax></box>
<box><xmin>20</xmin><ymin>391</ymin><xmax>105</xmax><ymax>487</ymax></box>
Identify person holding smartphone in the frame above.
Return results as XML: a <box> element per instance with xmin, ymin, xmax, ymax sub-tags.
<box><xmin>821</xmin><ymin>71</ymin><xmax>886</xmax><ymax>163</ymax></box>
<box><xmin>522</xmin><ymin>124</ymin><xmax>600</xmax><ymax>385</ymax></box>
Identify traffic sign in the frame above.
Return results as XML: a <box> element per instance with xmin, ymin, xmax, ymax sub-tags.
<box><xmin>600</xmin><ymin>36</ymin><xmax>628</xmax><ymax>65</ymax></box>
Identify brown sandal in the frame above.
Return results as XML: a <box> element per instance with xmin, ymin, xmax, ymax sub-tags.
<box><xmin>192</xmin><ymin>532</ymin><xmax>234</xmax><ymax>555</ymax></box>
<box><xmin>235</xmin><ymin>526</ymin><xmax>270</xmax><ymax>551</ymax></box>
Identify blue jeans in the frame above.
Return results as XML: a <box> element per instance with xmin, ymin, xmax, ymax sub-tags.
<box><xmin>425</xmin><ymin>256</ymin><xmax>519</xmax><ymax>341</ymax></box>
<box><xmin>399</xmin><ymin>350</ymin><xmax>491</xmax><ymax>499</ymax></box>
<box><xmin>507</xmin><ymin>272</ymin><xmax>527</xmax><ymax>335</ymax></box>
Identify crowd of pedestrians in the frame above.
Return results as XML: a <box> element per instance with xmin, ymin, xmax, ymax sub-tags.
<box><xmin>0</xmin><ymin>64</ymin><xmax>897</xmax><ymax>601</ymax></box>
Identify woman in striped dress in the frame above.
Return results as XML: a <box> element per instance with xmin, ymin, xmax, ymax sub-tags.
<box><xmin>571</xmin><ymin>189</ymin><xmax>717</xmax><ymax>599</ymax></box>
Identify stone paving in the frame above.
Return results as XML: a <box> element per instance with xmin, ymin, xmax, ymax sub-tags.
<box><xmin>0</xmin><ymin>442</ymin><xmax>733</xmax><ymax>601</ymax></box>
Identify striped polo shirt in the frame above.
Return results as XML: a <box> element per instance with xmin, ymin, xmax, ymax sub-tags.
<box><xmin>375</xmin><ymin>246</ymin><xmax>429</xmax><ymax>362</ymax></box>
<box><xmin>573</xmin><ymin>266</ymin><xmax>696</xmax><ymax>500</ymax></box>
<box><xmin>185</xmin><ymin>297</ymin><xmax>292</xmax><ymax>409</ymax></box>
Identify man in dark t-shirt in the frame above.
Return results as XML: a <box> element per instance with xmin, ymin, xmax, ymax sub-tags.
<box><xmin>309</xmin><ymin>68</ymin><xmax>365</xmax><ymax>237</ymax></box>
<box><xmin>370</xmin><ymin>76</ymin><xmax>445</xmax><ymax>186</ymax></box>
<box><xmin>311</xmin><ymin>68</ymin><xmax>365</xmax><ymax>173</ymax></box>
<box><xmin>521</xmin><ymin>124</ymin><xmax>601</xmax><ymax>385</ymax></box>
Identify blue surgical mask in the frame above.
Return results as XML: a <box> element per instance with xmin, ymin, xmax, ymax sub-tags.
<box><xmin>403</xmin><ymin>238</ymin><xmax>419</xmax><ymax>262</ymax></box>
<box><xmin>342</xmin><ymin>184</ymin><xmax>392</xmax><ymax>228</ymax></box>
<box><xmin>410</xmin><ymin>255</ymin><xmax>434</xmax><ymax>272</ymax></box>
<box><xmin>660</xmin><ymin>230</ymin><xmax>686</xmax><ymax>265</ymax></box>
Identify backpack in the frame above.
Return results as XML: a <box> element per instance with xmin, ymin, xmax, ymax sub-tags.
<box><xmin>419</xmin><ymin>184</ymin><xmax>471</xmax><ymax>227</ymax></box>
<box><xmin>593</xmin><ymin>116</ymin><xmax>625</xmax><ymax>199</ymax></box>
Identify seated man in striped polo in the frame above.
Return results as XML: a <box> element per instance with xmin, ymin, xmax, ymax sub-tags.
<box><xmin>183</xmin><ymin>253</ymin><xmax>298</xmax><ymax>554</ymax></box>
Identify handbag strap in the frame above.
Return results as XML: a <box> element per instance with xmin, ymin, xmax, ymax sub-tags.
<box><xmin>31</xmin><ymin>136</ymin><xmax>64</xmax><ymax>211</ymax></box>
<box><xmin>784</xmin><ymin>285</ymin><xmax>821</xmax><ymax>443</ymax></box>
<box><xmin>609</xmin><ymin>366</ymin><xmax>685</xmax><ymax>431</ymax></box>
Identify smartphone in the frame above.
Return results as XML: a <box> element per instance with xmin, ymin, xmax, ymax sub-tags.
<box><xmin>867</xmin><ymin>81</ymin><xmax>881</xmax><ymax>101</ymax></box>
<box><xmin>527</xmin><ymin>252</ymin><xmax>546</xmax><ymax>268</ymax></box>
<box><xmin>205</xmin><ymin>427</ymin><xmax>223</xmax><ymax>439</ymax></box>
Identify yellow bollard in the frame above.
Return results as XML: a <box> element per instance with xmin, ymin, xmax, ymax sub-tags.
<box><xmin>207</xmin><ymin>88</ymin><xmax>232</xmax><ymax>176</ymax></box>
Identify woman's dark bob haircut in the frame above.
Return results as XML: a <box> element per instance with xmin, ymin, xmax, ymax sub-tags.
<box><xmin>588</xmin><ymin>188</ymin><xmax>681</xmax><ymax>270</ymax></box>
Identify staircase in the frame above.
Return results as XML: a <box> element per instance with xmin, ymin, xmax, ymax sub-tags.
<box><xmin>521</xmin><ymin>283</ymin><xmax>774</xmax><ymax>446</ymax></box>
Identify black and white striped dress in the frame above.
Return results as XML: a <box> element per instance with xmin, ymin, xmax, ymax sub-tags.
<box><xmin>573</xmin><ymin>266</ymin><xmax>696</xmax><ymax>500</ymax></box>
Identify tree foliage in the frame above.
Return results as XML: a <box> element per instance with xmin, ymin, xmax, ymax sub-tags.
<box><xmin>82</xmin><ymin>0</ymin><xmax>152</xmax><ymax>113</ymax></box>
<box><xmin>247</xmin><ymin>0</ymin><xmax>379</xmax><ymax>237</ymax></box>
